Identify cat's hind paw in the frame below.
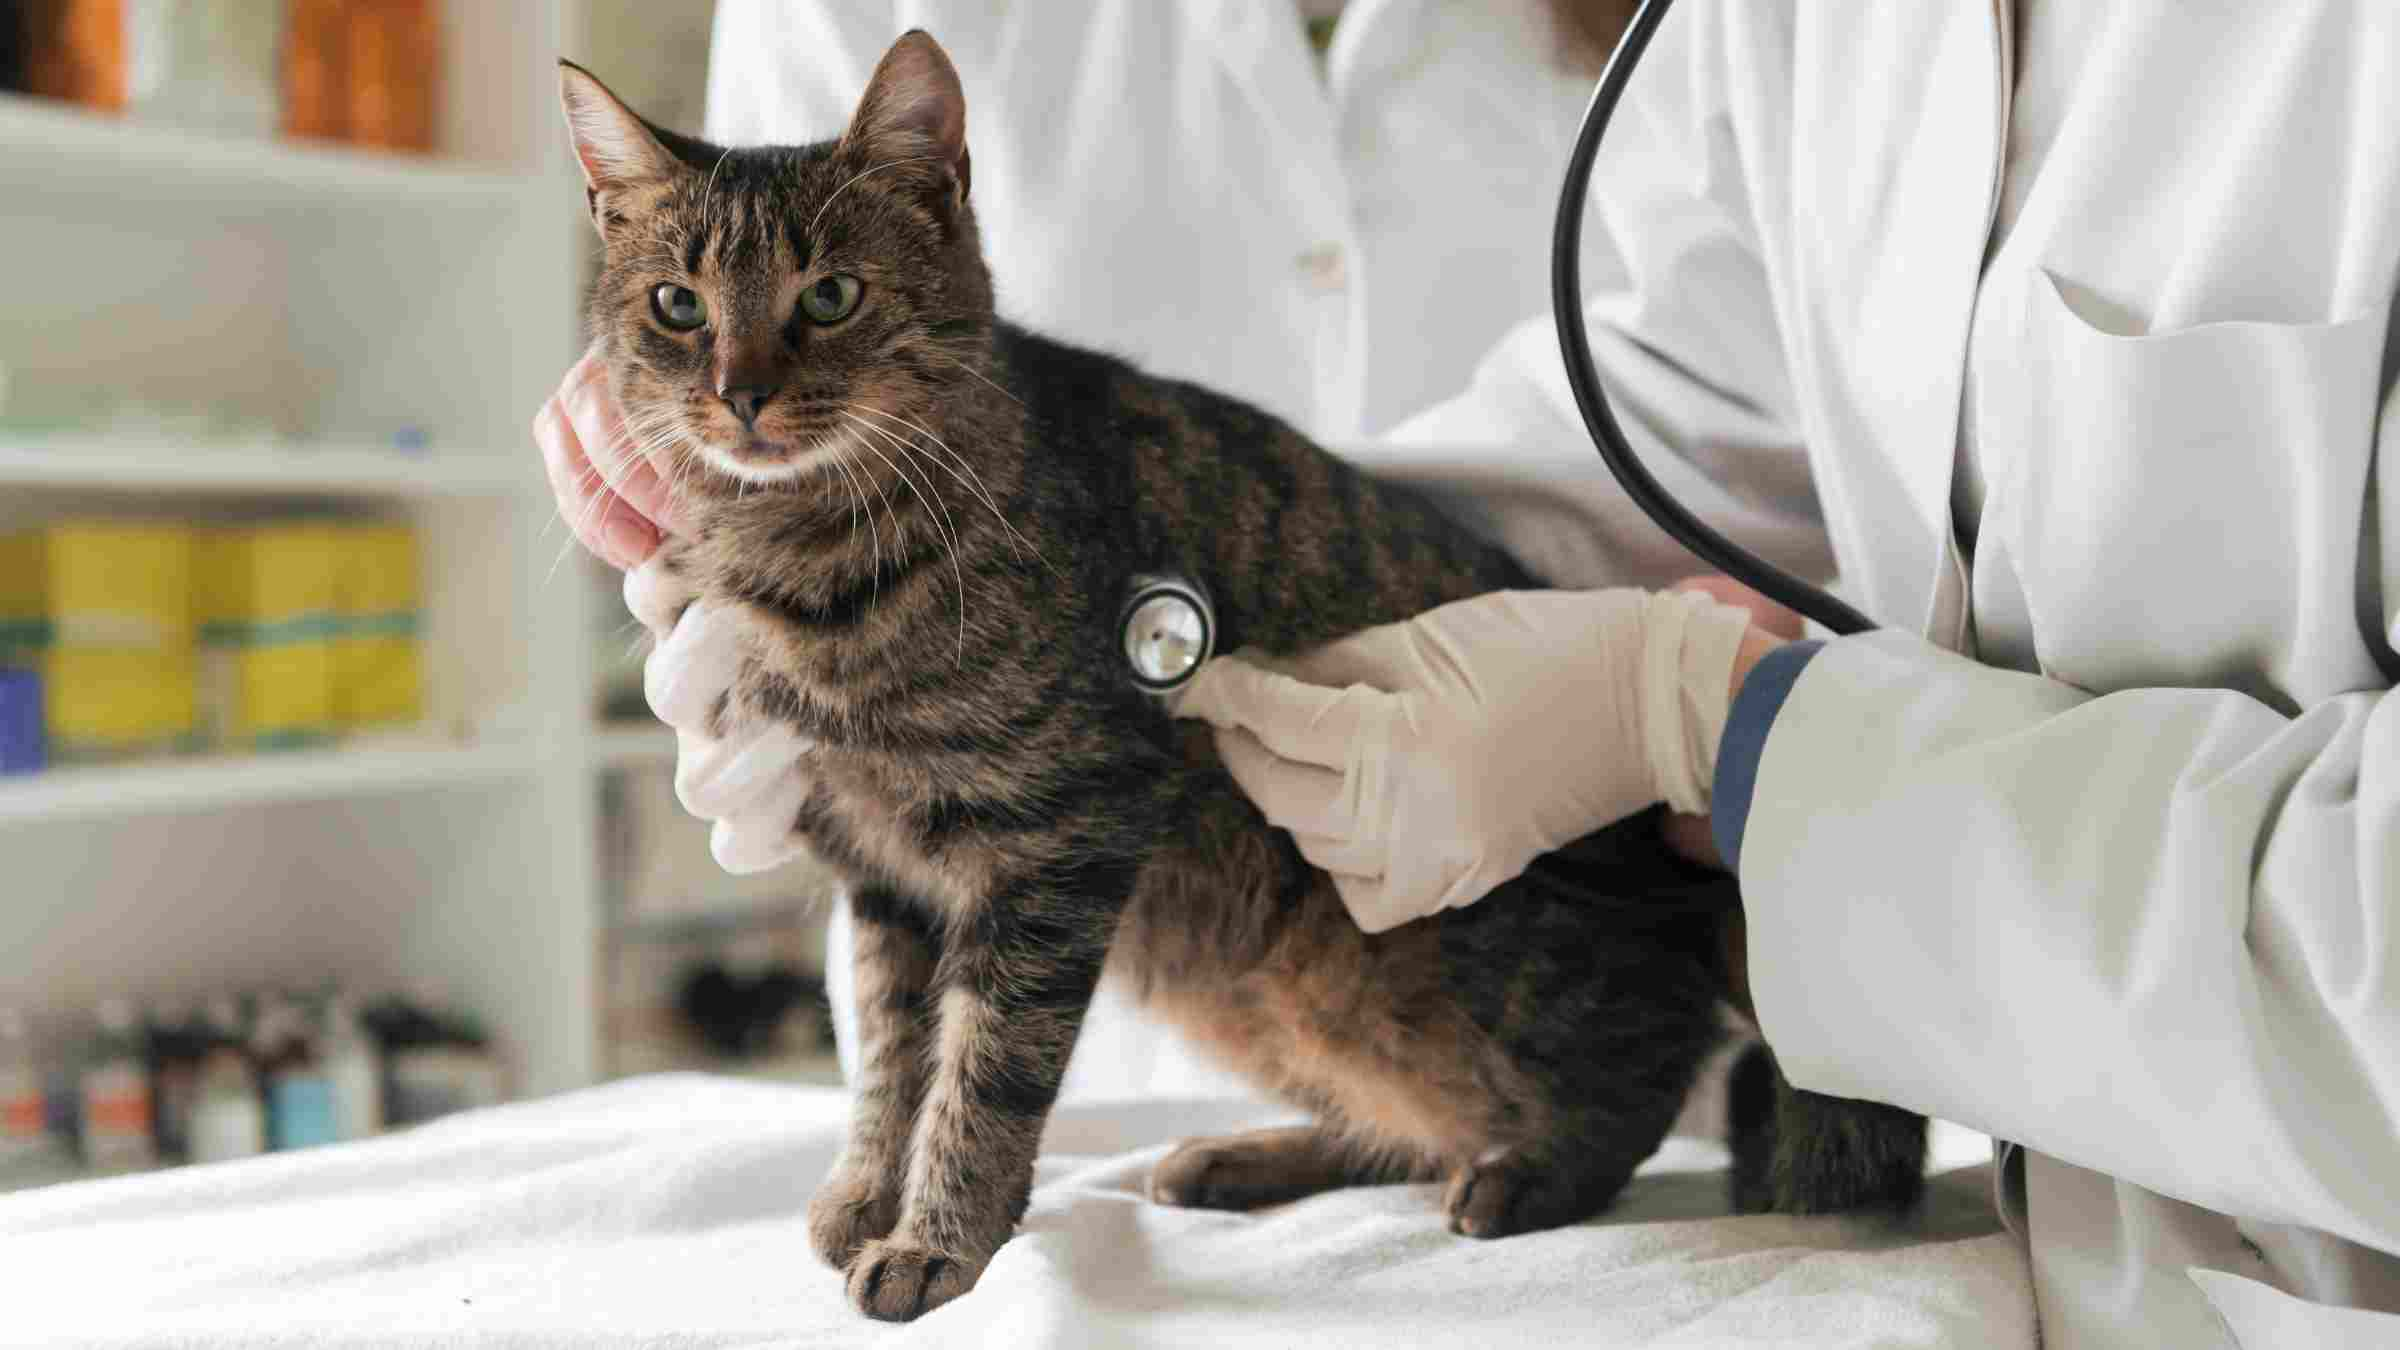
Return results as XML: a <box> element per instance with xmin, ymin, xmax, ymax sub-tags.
<box><xmin>1443</xmin><ymin>1145</ymin><xmax>1630</xmax><ymax>1239</ymax></box>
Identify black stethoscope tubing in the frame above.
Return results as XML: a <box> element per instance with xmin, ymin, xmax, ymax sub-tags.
<box><xmin>1552</xmin><ymin>0</ymin><xmax>1877</xmax><ymax>637</ymax></box>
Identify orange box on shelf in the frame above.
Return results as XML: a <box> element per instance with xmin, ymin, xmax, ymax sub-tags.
<box><xmin>277</xmin><ymin>0</ymin><xmax>347</xmax><ymax>143</ymax></box>
<box><xmin>19</xmin><ymin>0</ymin><xmax>127</xmax><ymax>113</ymax></box>
<box><xmin>283</xmin><ymin>0</ymin><xmax>441</xmax><ymax>154</ymax></box>
<box><xmin>345</xmin><ymin>0</ymin><xmax>440</xmax><ymax>154</ymax></box>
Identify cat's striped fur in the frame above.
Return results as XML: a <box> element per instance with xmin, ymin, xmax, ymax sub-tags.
<box><xmin>562</xmin><ymin>33</ymin><xmax>1925</xmax><ymax>1324</ymax></box>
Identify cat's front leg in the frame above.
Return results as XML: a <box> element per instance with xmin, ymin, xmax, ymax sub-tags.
<box><xmin>808</xmin><ymin>882</ymin><xmax>940</xmax><ymax>1270</ymax></box>
<box><xmin>846</xmin><ymin>858</ymin><xmax>1125</xmax><ymax>1322</ymax></box>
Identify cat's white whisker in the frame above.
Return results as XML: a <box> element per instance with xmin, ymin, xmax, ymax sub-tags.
<box><xmin>841</xmin><ymin>412</ymin><xmax>970</xmax><ymax>664</ymax></box>
<box><xmin>702</xmin><ymin>145</ymin><xmax>734</xmax><ymax>205</ymax></box>
<box><xmin>836</xmin><ymin>426</ymin><xmax>892</xmax><ymax>601</ymax></box>
<box><xmin>806</xmin><ymin>156</ymin><xmax>942</xmax><ymax>239</ymax></box>
<box><xmin>937</xmin><ymin>354</ymin><xmax>1024</xmax><ymax>407</ymax></box>
<box><xmin>845</xmin><ymin>402</ymin><xmax>1056</xmax><ymax>577</ymax></box>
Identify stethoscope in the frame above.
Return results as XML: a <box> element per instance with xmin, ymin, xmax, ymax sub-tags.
<box><xmin>1119</xmin><ymin>0</ymin><xmax>1870</xmax><ymax>699</ymax></box>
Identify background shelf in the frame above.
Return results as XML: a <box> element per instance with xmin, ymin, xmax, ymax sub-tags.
<box><xmin>0</xmin><ymin>92</ymin><xmax>528</xmax><ymax>215</ymax></box>
<box><xmin>594</xmin><ymin>721</ymin><xmax>675</xmax><ymax>769</ymax></box>
<box><xmin>0</xmin><ymin>743</ymin><xmax>535</xmax><ymax>826</ymax></box>
<box><xmin>0</xmin><ymin>438</ymin><xmax>536</xmax><ymax>500</ymax></box>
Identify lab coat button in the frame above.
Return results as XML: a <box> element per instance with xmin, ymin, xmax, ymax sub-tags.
<box><xmin>1296</xmin><ymin>243</ymin><xmax>1348</xmax><ymax>293</ymax></box>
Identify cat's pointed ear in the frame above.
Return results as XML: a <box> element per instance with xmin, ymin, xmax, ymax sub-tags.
<box><xmin>841</xmin><ymin>30</ymin><xmax>971</xmax><ymax>205</ymax></box>
<box><xmin>558</xmin><ymin>60</ymin><xmax>683</xmax><ymax>226</ymax></box>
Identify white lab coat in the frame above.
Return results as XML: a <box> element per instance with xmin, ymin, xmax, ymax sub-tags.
<box><xmin>712</xmin><ymin>3</ymin><xmax>2400</xmax><ymax>1344</ymax></box>
<box><xmin>1372</xmin><ymin>3</ymin><xmax>2400</xmax><ymax>1345</ymax></box>
<box><xmin>705</xmin><ymin>0</ymin><xmax>1619</xmax><ymax>1106</ymax></box>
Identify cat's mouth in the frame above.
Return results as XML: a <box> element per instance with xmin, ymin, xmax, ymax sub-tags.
<box><xmin>697</xmin><ymin>428</ymin><xmax>849</xmax><ymax>488</ymax></box>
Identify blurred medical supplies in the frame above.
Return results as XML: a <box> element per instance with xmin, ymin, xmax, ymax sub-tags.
<box><xmin>366</xmin><ymin>991</ymin><xmax>502</xmax><ymax>1127</ymax></box>
<box><xmin>0</xmin><ymin>669</ymin><xmax>41</xmax><ymax>774</ymax></box>
<box><xmin>0</xmin><ymin>986</ymin><xmax>508</xmax><ymax>1188</ymax></box>
<box><xmin>199</xmin><ymin>524</ymin><xmax>339</xmax><ymax>750</ymax></box>
<box><xmin>0</xmin><ymin>516</ymin><xmax>425</xmax><ymax>772</ymax></box>
<box><xmin>0</xmin><ymin>523</ymin><xmax>198</xmax><ymax>761</ymax></box>
<box><xmin>144</xmin><ymin>1004</ymin><xmax>203</xmax><ymax>1160</ymax></box>
<box><xmin>0</xmin><ymin>1010</ymin><xmax>56</xmax><ymax>1176</ymax></box>
<box><xmin>676</xmin><ymin>960</ymin><xmax>830</xmax><ymax>1060</ymax></box>
<box><xmin>597</xmin><ymin>764</ymin><xmax>840</xmax><ymax>1081</ymax></box>
<box><xmin>281</xmin><ymin>0</ymin><xmax>440</xmax><ymax>153</ymax></box>
<box><xmin>332</xmin><ymin>523</ymin><xmax>423</xmax><ymax>731</ymax></box>
<box><xmin>322</xmin><ymin>996</ymin><xmax>382</xmax><ymax>1139</ymax></box>
<box><xmin>18</xmin><ymin>0</ymin><xmax>125</xmax><ymax>111</ymax></box>
<box><xmin>77</xmin><ymin>999</ymin><xmax>155</xmax><ymax>1173</ymax></box>
<box><xmin>13</xmin><ymin>1</ymin><xmax>443</xmax><ymax>154</ymax></box>
<box><xmin>186</xmin><ymin>997</ymin><xmax>265</xmax><ymax>1164</ymax></box>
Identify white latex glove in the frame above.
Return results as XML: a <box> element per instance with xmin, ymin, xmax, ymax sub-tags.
<box><xmin>1172</xmin><ymin>588</ymin><xmax>1754</xmax><ymax>934</ymax></box>
<box><xmin>623</xmin><ymin>558</ymin><xmax>816</xmax><ymax>876</ymax></box>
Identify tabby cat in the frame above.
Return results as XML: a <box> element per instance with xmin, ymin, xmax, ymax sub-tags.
<box><xmin>559</xmin><ymin>32</ymin><xmax>1925</xmax><ymax>1324</ymax></box>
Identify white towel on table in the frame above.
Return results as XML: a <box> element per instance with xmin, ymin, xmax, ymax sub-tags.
<box><xmin>0</xmin><ymin>1075</ymin><xmax>2032</xmax><ymax>1349</ymax></box>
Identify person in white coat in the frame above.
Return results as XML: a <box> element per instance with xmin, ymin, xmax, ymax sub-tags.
<box><xmin>538</xmin><ymin>2</ymin><xmax>2400</xmax><ymax>1345</ymax></box>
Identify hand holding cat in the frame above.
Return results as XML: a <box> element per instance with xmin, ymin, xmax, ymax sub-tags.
<box><xmin>623</xmin><ymin>557</ymin><xmax>817</xmax><ymax>876</ymax></box>
<box><xmin>1173</xmin><ymin>588</ymin><xmax>1773</xmax><ymax>934</ymax></box>
<box><xmin>534</xmin><ymin>347</ymin><xmax>681</xmax><ymax>568</ymax></box>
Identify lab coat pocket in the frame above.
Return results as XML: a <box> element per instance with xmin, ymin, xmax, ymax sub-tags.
<box><xmin>2190</xmin><ymin>1268</ymin><xmax>2400</xmax><ymax>1348</ymax></box>
<box><xmin>1996</xmin><ymin>270</ymin><xmax>2386</xmax><ymax>700</ymax></box>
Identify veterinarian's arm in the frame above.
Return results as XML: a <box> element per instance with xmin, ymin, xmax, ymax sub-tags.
<box><xmin>1714</xmin><ymin>629</ymin><xmax>2400</xmax><ymax>1257</ymax></box>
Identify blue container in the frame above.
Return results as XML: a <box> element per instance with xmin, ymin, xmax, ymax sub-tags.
<box><xmin>0</xmin><ymin>669</ymin><xmax>42</xmax><ymax>776</ymax></box>
<box><xmin>268</xmin><ymin>1074</ymin><xmax>339</xmax><ymax>1151</ymax></box>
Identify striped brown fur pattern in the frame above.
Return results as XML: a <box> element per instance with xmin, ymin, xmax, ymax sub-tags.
<box><xmin>562</xmin><ymin>34</ymin><xmax>1923</xmax><ymax>1325</ymax></box>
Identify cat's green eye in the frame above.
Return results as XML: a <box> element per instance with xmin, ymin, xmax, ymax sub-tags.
<box><xmin>651</xmin><ymin>284</ymin><xmax>708</xmax><ymax>331</ymax></box>
<box><xmin>799</xmin><ymin>274</ymin><xmax>862</xmax><ymax>325</ymax></box>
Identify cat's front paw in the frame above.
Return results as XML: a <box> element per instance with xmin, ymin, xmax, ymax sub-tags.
<box><xmin>847</xmin><ymin>1237</ymin><xmax>983</xmax><ymax>1322</ymax></box>
<box><xmin>807</xmin><ymin>1165</ymin><xmax>902</xmax><ymax>1271</ymax></box>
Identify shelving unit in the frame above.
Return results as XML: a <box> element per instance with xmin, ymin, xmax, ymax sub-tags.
<box><xmin>0</xmin><ymin>90</ymin><xmax>531</xmax><ymax>214</ymax></box>
<box><xmin>0</xmin><ymin>7</ymin><xmax>603</xmax><ymax>1098</ymax></box>
<box><xmin>593</xmin><ymin>720</ymin><xmax>676</xmax><ymax>768</ymax></box>
<box><xmin>0</xmin><ymin>438</ymin><xmax>536</xmax><ymax>499</ymax></box>
<box><xmin>0</xmin><ymin>744</ymin><xmax>534</xmax><ymax>826</ymax></box>
<box><xmin>1</xmin><ymin>3</ymin><xmax>841</xmax><ymax>1119</ymax></box>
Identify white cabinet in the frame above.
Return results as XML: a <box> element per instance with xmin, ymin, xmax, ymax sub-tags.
<box><xmin>0</xmin><ymin>4</ymin><xmax>602</xmax><ymax>1096</ymax></box>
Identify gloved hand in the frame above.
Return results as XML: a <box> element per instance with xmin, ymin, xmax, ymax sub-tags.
<box><xmin>537</xmin><ymin>354</ymin><xmax>816</xmax><ymax>877</ymax></box>
<box><xmin>1171</xmin><ymin>588</ymin><xmax>1764</xmax><ymax>934</ymax></box>
<box><xmin>624</xmin><ymin>559</ymin><xmax>817</xmax><ymax>875</ymax></box>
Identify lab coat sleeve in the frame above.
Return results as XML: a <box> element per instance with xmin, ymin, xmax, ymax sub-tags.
<box><xmin>1737</xmin><ymin>627</ymin><xmax>2400</xmax><ymax>1257</ymax></box>
<box><xmin>1349</xmin><ymin>1</ymin><xmax>1833</xmax><ymax>593</ymax></box>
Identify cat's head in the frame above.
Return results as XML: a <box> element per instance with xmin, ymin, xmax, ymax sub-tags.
<box><xmin>560</xmin><ymin>32</ymin><xmax>991</xmax><ymax>493</ymax></box>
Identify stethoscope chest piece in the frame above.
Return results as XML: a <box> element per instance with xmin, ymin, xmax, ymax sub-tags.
<box><xmin>1119</xmin><ymin>573</ymin><xmax>1215</xmax><ymax>695</ymax></box>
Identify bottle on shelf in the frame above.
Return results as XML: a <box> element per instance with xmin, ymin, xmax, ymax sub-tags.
<box><xmin>374</xmin><ymin>984</ymin><xmax>501</xmax><ymax>1127</ymax></box>
<box><xmin>0</xmin><ymin>1008</ymin><xmax>59</xmax><ymax>1177</ymax></box>
<box><xmin>320</xmin><ymin>994</ymin><xmax>381</xmax><ymax>1142</ymax></box>
<box><xmin>187</xmin><ymin>998</ymin><xmax>265</xmax><ymax>1165</ymax></box>
<box><xmin>77</xmin><ymin>998</ymin><xmax>154</xmax><ymax>1173</ymax></box>
<box><xmin>144</xmin><ymin>1001</ymin><xmax>205</xmax><ymax>1162</ymax></box>
<box><xmin>20</xmin><ymin>0</ymin><xmax>126</xmax><ymax>112</ymax></box>
<box><xmin>253</xmin><ymin>996</ymin><xmax>336</xmax><ymax>1152</ymax></box>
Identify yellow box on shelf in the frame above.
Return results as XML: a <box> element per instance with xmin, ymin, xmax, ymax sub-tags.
<box><xmin>0</xmin><ymin>523</ymin><xmax>198</xmax><ymax>760</ymax></box>
<box><xmin>198</xmin><ymin>524</ymin><xmax>340</xmax><ymax>751</ymax></box>
<box><xmin>332</xmin><ymin>522</ymin><xmax>424</xmax><ymax>731</ymax></box>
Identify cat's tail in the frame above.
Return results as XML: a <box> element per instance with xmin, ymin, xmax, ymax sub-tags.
<box><xmin>1727</xmin><ymin>1040</ymin><xmax>1927</xmax><ymax>1216</ymax></box>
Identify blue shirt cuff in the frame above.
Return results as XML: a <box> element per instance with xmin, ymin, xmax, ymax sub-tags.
<box><xmin>1711</xmin><ymin>639</ymin><xmax>1824</xmax><ymax>872</ymax></box>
